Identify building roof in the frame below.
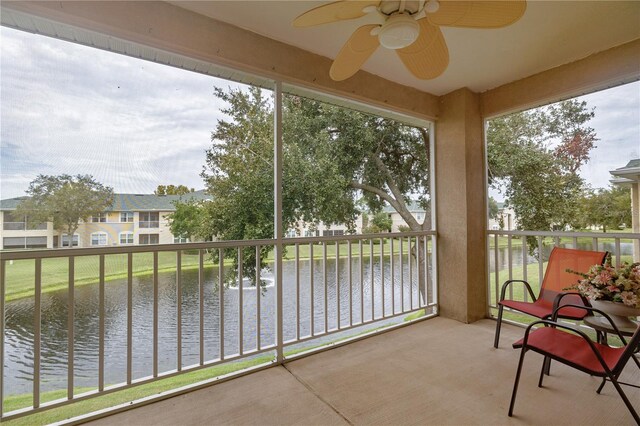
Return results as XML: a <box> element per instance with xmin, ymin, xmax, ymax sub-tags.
<box><xmin>609</xmin><ymin>158</ymin><xmax>640</xmax><ymax>185</ymax></box>
<box><xmin>0</xmin><ymin>190</ymin><xmax>211</xmax><ymax>212</ymax></box>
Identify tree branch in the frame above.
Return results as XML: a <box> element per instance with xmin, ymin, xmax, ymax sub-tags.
<box><xmin>372</xmin><ymin>156</ymin><xmax>420</xmax><ymax>229</ymax></box>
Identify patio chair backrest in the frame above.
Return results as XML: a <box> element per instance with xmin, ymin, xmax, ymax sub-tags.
<box><xmin>538</xmin><ymin>247</ymin><xmax>607</xmax><ymax>303</ymax></box>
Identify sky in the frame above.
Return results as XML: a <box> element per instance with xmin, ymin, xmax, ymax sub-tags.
<box><xmin>1</xmin><ymin>26</ymin><xmax>639</xmax><ymax>201</ymax></box>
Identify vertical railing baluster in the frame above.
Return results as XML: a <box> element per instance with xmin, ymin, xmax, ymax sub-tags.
<box><xmin>400</xmin><ymin>237</ymin><xmax>404</xmax><ymax>312</ymax></box>
<box><xmin>0</xmin><ymin>259</ymin><xmax>4</xmax><ymax>416</ymax></box>
<box><xmin>127</xmin><ymin>253</ymin><xmax>132</xmax><ymax>384</ymax></box>
<box><xmin>199</xmin><ymin>250</ymin><xmax>204</xmax><ymax>365</ymax></box>
<box><xmin>310</xmin><ymin>243</ymin><xmax>314</xmax><ymax>336</ymax></box>
<box><xmin>99</xmin><ymin>255</ymin><xmax>105</xmax><ymax>390</ymax></box>
<box><xmin>592</xmin><ymin>237</ymin><xmax>598</xmax><ymax>251</ymax></box>
<box><xmin>348</xmin><ymin>240</ymin><xmax>352</xmax><ymax>327</ymax></box>
<box><xmin>219</xmin><ymin>248</ymin><xmax>225</xmax><ymax>359</ymax></box>
<box><xmin>335</xmin><ymin>241</ymin><xmax>340</xmax><ymax>330</ymax></box>
<box><xmin>494</xmin><ymin>234</ymin><xmax>499</xmax><ymax>306</ymax></box>
<box><xmin>522</xmin><ymin>237</ymin><xmax>528</xmax><ymax>303</ymax></box>
<box><xmin>572</xmin><ymin>237</ymin><xmax>578</xmax><ymax>249</ymax></box>
<box><xmin>255</xmin><ymin>246</ymin><xmax>260</xmax><ymax>350</ymax></box>
<box><xmin>370</xmin><ymin>239</ymin><xmax>374</xmax><ymax>321</ymax></box>
<box><xmin>238</xmin><ymin>248</ymin><xmax>243</xmax><ymax>356</ymax></box>
<box><xmin>423</xmin><ymin>235</ymin><xmax>428</xmax><ymax>307</ymax></box>
<box><xmin>409</xmin><ymin>237</ymin><xmax>413</xmax><ymax>310</ymax></box>
<box><xmin>34</xmin><ymin>258</ymin><xmax>41</xmax><ymax>408</ymax></box>
<box><xmin>537</xmin><ymin>236</ymin><xmax>544</xmax><ymax>290</ymax></box>
<box><xmin>390</xmin><ymin>237</ymin><xmax>394</xmax><ymax>315</ymax></box>
<box><xmin>507</xmin><ymin>235</ymin><xmax>513</xmax><ymax>300</ymax></box>
<box><xmin>153</xmin><ymin>252</ymin><xmax>158</xmax><ymax>377</ymax></box>
<box><xmin>323</xmin><ymin>242</ymin><xmax>327</xmax><ymax>333</ymax></box>
<box><xmin>554</xmin><ymin>236</ymin><xmax>560</xmax><ymax>247</ymax></box>
<box><xmin>177</xmin><ymin>251</ymin><xmax>182</xmax><ymax>371</ymax></box>
<box><xmin>380</xmin><ymin>238</ymin><xmax>385</xmax><ymax>317</ymax></box>
<box><xmin>68</xmin><ymin>256</ymin><xmax>74</xmax><ymax>400</ymax></box>
<box><xmin>359</xmin><ymin>240</ymin><xmax>364</xmax><ymax>324</ymax></box>
<box><xmin>615</xmin><ymin>238</ymin><xmax>621</xmax><ymax>268</ymax></box>
<box><xmin>295</xmin><ymin>244</ymin><xmax>300</xmax><ymax>341</ymax></box>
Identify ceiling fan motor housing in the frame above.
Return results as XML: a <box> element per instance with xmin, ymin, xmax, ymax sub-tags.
<box><xmin>378</xmin><ymin>13</ymin><xmax>420</xmax><ymax>50</ymax></box>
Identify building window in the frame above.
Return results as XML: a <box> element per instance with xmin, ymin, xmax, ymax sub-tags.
<box><xmin>304</xmin><ymin>230</ymin><xmax>314</xmax><ymax>237</ymax></box>
<box><xmin>139</xmin><ymin>234</ymin><xmax>159</xmax><ymax>245</ymax></box>
<box><xmin>322</xmin><ymin>230</ymin><xmax>344</xmax><ymax>237</ymax></box>
<box><xmin>2</xmin><ymin>212</ymin><xmax>48</xmax><ymax>230</ymax></box>
<box><xmin>91</xmin><ymin>232</ymin><xmax>108</xmax><ymax>246</ymax></box>
<box><xmin>173</xmin><ymin>235</ymin><xmax>189</xmax><ymax>244</ymax></box>
<box><xmin>3</xmin><ymin>236</ymin><xmax>48</xmax><ymax>249</ymax></box>
<box><xmin>120</xmin><ymin>212</ymin><xmax>134</xmax><ymax>222</ymax></box>
<box><xmin>92</xmin><ymin>213</ymin><xmax>107</xmax><ymax>223</ymax></box>
<box><xmin>119</xmin><ymin>232</ymin><xmax>134</xmax><ymax>245</ymax></box>
<box><xmin>285</xmin><ymin>229</ymin><xmax>297</xmax><ymax>238</ymax></box>
<box><xmin>416</xmin><ymin>213</ymin><xmax>423</xmax><ymax>221</ymax></box>
<box><xmin>139</xmin><ymin>212</ymin><xmax>160</xmax><ymax>228</ymax></box>
<box><xmin>62</xmin><ymin>234</ymin><xmax>79</xmax><ymax>247</ymax></box>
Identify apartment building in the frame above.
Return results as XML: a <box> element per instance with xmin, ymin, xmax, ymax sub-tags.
<box><xmin>0</xmin><ymin>190</ymin><xmax>210</xmax><ymax>249</ymax></box>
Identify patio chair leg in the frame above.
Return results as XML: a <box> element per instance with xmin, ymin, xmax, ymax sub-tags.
<box><xmin>543</xmin><ymin>355</ymin><xmax>551</xmax><ymax>376</ymax></box>
<box><xmin>494</xmin><ymin>304</ymin><xmax>504</xmax><ymax>348</ymax></box>
<box><xmin>509</xmin><ymin>348</ymin><xmax>528</xmax><ymax>417</ymax></box>
<box><xmin>609</xmin><ymin>375</ymin><xmax>640</xmax><ymax>424</ymax></box>
<box><xmin>596</xmin><ymin>377</ymin><xmax>606</xmax><ymax>394</ymax></box>
<box><xmin>538</xmin><ymin>357</ymin><xmax>547</xmax><ymax>387</ymax></box>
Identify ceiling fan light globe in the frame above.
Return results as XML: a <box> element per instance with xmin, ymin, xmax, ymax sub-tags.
<box><xmin>424</xmin><ymin>0</ymin><xmax>440</xmax><ymax>14</ymax></box>
<box><xmin>378</xmin><ymin>14</ymin><xmax>420</xmax><ymax>50</ymax></box>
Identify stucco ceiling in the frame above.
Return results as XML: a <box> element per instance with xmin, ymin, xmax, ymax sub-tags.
<box><xmin>169</xmin><ymin>1</ymin><xmax>640</xmax><ymax>96</ymax></box>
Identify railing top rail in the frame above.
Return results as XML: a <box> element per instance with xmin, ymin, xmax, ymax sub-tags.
<box><xmin>285</xmin><ymin>230</ymin><xmax>435</xmax><ymax>245</ymax></box>
<box><xmin>487</xmin><ymin>230</ymin><xmax>640</xmax><ymax>239</ymax></box>
<box><xmin>0</xmin><ymin>230</ymin><xmax>436</xmax><ymax>261</ymax></box>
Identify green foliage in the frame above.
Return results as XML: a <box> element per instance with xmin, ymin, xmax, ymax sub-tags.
<box><xmin>170</xmin><ymin>86</ymin><xmax>432</xmax><ymax>281</ymax></box>
<box><xmin>363</xmin><ymin>212</ymin><xmax>392</xmax><ymax>234</ymax></box>
<box><xmin>168</xmin><ymin>200</ymin><xmax>212</xmax><ymax>241</ymax></box>
<box><xmin>155</xmin><ymin>184</ymin><xmax>194</xmax><ymax>195</ymax></box>
<box><xmin>15</xmin><ymin>174</ymin><xmax>114</xmax><ymax>243</ymax></box>
<box><xmin>577</xmin><ymin>186</ymin><xmax>632</xmax><ymax>232</ymax></box>
<box><xmin>487</xmin><ymin>100</ymin><xmax>597</xmax><ymax>233</ymax></box>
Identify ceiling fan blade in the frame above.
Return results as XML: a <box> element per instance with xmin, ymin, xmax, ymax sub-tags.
<box><xmin>330</xmin><ymin>24</ymin><xmax>380</xmax><ymax>81</ymax></box>
<box><xmin>293</xmin><ymin>0</ymin><xmax>381</xmax><ymax>28</ymax></box>
<box><xmin>427</xmin><ymin>1</ymin><xmax>526</xmax><ymax>28</ymax></box>
<box><xmin>396</xmin><ymin>19</ymin><xmax>449</xmax><ymax>80</ymax></box>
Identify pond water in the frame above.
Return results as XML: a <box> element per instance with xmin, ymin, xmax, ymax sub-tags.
<box><xmin>4</xmin><ymin>256</ymin><xmax>430</xmax><ymax>396</ymax></box>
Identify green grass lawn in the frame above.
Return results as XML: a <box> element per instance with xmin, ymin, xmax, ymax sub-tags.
<box><xmin>3</xmin><ymin>238</ymin><xmax>433</xmax><ymax>302</ymax></box>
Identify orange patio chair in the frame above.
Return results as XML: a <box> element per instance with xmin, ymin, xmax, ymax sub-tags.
<box><xmin>494</xmin><ymin>246</ymin><xmax>607</xmax><ymax>348</ymax></box>
<box><xmin>508</xmin><ymin>304</ymin><xmax>640</xmax><ymax>423</ymax></box>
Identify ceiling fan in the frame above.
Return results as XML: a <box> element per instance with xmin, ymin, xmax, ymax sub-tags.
<box><xmin>293</xmin><ymin>0</ymin><xmax>526</xmax><ymax>81</ymax></box>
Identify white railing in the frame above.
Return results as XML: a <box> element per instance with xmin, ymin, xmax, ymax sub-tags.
<box><xmin>487</xmin><ymin>230</ymin><xmax>640</xmax><ymax>319</ymax></box>
<box><xmin>0</xmin><ymin>230</ymin><xmax>437</xmax><ymax>420</ymax></box>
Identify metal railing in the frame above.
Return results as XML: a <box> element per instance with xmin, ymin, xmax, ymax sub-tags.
<box><xmin>0</xmin><ymin>230</ymin><xmax>437</xmax><ymax>420</ymax></box>
<box><xmin>138</xmin><ymin>221</ymin><xmax>160</xmax><ymax>228</ymax></box>
<box><xmin>487</xmin><ymin>230</ymin><xmax>640</xmax><ymax>319</ymax></box>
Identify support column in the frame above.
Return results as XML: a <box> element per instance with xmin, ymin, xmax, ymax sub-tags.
<box><xmin>435</xmin><ymin>88</ymin><xmax>487</xmax><ymax>323</ymax></box>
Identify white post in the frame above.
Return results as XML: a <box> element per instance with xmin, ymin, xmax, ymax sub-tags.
<box><xmin>274</xmin><ymin>81</ymin><xmax>284</xmax><ymax>363</ymax></box>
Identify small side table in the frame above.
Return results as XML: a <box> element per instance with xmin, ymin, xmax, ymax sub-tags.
<box><xmin>584</xmin><ymin>315</ymin><xmax>638</xmax><ymax>345</ymax></box>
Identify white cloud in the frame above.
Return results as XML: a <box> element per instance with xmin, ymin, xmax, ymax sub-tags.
<box><xmin>1</xmin><ymin>27</ymin><xmax>251</xmax><ymax>198</ymax></box>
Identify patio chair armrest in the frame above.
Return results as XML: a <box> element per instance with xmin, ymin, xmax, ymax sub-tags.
<box><xmin>499</xmin><ymin>280</ymin><xmax>537</xmax><ymax>302</ymax></box>
<box><xmin>551</xmin><ymin>291</ymin><xmax>590</xmax><ymax>315</ymax></box>
<box><xmin>551</xmin><ymin>303</ymin><xmax>629</xmax><ymax>345</ymax></box>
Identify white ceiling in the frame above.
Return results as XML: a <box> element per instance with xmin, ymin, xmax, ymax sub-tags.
<box><xmin>169</xmin><ymin>1</ymin><xmax>640</xmax><ymax>96</ymax></box>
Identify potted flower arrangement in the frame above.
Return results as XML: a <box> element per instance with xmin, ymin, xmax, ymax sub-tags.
<box><xmin>566</xmin><ymin>256</ymin><xmax>640</xmax><ymax>329</ymax></box>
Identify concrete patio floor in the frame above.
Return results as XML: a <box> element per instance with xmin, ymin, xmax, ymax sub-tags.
<box><xmin>87</xmin><ymin>317</ymin><xmax>639</xmax><ymax>425</ymax></box>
